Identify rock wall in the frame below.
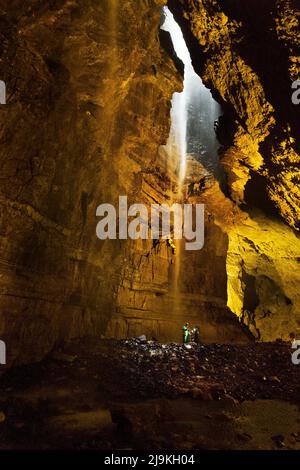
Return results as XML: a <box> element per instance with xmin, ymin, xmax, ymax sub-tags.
<box><xmin>0</xmin><ymin>0</ymin><xmax>177</xmax><ymax>364</ymax></box>
<box><xmin>169</xmin><ymin>0</ymin><xmax>300</xmax><ymax>340</ymax></box>
<box><xmin>2</xmin><ymin>0</ymin><xmax>299</xmax><ymax>365</ymax></box>
<box><xmin>0</xmin><ymin>0</ymin><xmax>250</xmax><ymax>366</ymax></box>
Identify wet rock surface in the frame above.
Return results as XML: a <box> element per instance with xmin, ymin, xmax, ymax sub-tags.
<box><xmin>0</xmin><ymin>339</ymin><xmax>299</xmax><ymax>449</ymax></box>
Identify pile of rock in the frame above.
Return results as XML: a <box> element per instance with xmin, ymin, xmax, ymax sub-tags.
<box><xmin>106</xmin><ymin>339</ymin><xmax>300</xmax><ymax>403</ymax></box>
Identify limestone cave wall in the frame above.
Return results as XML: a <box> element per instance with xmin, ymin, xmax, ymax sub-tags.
<box><xmin>0</xmin><ymin>0</ymin><xmax>299</xmax><ymax>366</ymax></box>
<box><xmin>169</xmin><ymin>0</ymin><xmax>300</xmax><ymax>340</ymax></box>
<box><xmin>0</xmin><ymin>0</ymin><xmax>183</xmax><ymax>364</ymax></box>
<box><xmin>0</xmin><ymin>0</ymin><xmax>248</xmax><ymax>366</ymax></box>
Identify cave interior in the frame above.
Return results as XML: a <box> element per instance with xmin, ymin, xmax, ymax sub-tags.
<box><xmin>0</xmin><ymin>0</ymin><xmax>299</xmax><ymax>451</ymax></box>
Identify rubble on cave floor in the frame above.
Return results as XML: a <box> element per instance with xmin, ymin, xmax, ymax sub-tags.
<box><xmin>1</xmin><ymin>338</ymin><xmax>300</xmax><ymax>405</ymax></box>
<box><xmin>0</xmin><ymin>339</ymin><xmax>299</xmax><ymax>449</ymax></box>
<box><xmin>105</xmin><ymin>338</ymin><xmax>300</xmax><ymax>403</ymax></box>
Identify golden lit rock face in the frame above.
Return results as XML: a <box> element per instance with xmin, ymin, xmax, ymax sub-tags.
<box><xmin>1</xmin><ymin>0</ymin><xmax>299</xmax><ymax>365</ymax></box>
<box><xmin>170</xmin><ymin>0</ymin><xmax>300</xmax><ymax>229</ymax></box>
<box><xmin>192</xmin><ymin>176</ymin><xmax>300</xmax><ymax>341</ymax></box>
<box><xmin>226</xmin><ymin>214</ymin><xmax>300</xmax><ymax>341</ymax></box>
<box><xmin>0</xmin><ymin>0</ymin><xmax>185</xmax><ymax>364</ymax></box>
<box><xmin>170</xmin><ymin>0</ymin><xmax>300</xmax><ymax>340</ymax></box>
<box><xmin>0</xmin><ymin>0</ymin><xmax>249</xmax><ymax>365</ymax></box>
<box><xmin>275</xmin><ymin>0</ymin><xmax>300</xmax><ymax>80</ymax></box>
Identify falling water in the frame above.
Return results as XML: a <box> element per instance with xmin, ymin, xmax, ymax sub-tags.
<box><xmin>161</xmin><ymin>7</ymin><xmax>222</xmax><ymax>182</ymax></box>
<box><xmin>161</xmin><ymin>8</ymin><xmax>188</xmax><ymax>192</ymax></box>
<box><xmin>161</xmin><ymin>8</ymin><xmax>222</xmax><ymax>328</ymax></box>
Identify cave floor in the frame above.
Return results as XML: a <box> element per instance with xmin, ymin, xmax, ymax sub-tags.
<box><xmin>0</xmin><ymin>339</ymin><xmax>299</xmax><ymax>450</ymax></box>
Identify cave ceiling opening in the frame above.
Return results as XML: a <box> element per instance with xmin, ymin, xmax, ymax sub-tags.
<box><xmin>161</xmin><ymin>6</ymin><xmax>225</xmax><ymax>186</ymax></box>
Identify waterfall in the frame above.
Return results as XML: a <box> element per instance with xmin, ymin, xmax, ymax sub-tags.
<box><xmin>161</xmin><ymin>7</ymin><xmax>188</xmax><ymax>190</ymax></box>
<box><xmin>161</xmin><ymin>7</ymin><xmax>222</xmax><ymax>326</ymax></box>
<box><xmin>161</xmin><ymin>7</ymin><xmax>222</xmax><ymax>181</ymax></box>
